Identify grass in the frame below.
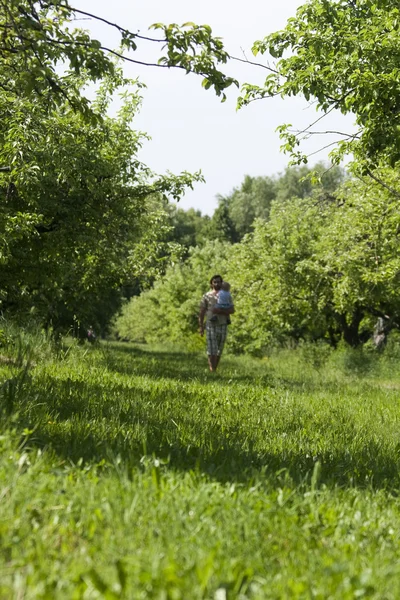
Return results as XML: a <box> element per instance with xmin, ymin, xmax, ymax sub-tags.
<box><xmin>1</xmin><ymin>335</ymin><xmax>400</xmax><ymax>598</ymax></box>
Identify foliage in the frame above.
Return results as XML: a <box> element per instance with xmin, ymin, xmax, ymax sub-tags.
<box><xmin>114</xmin><ymin>240</ymin><xmax>231</xmax><ymax>346</ymax></box>
<box><xmin>0</xmin><ymin>0</ymin><xmax>237</xmax><ymax>116</ymax></box>
<box><xmin>2</xmin><ymin>339</ymin><xmax>400</xmax><ymax>596</ymax></box>
<box><xmin>240</xmin><ymin>0</ymin><xmax>400</xmax><ymax>171</ymax></box>
<box><xmin>205</xmin><ymin>197</ymin><xmax>239</xmax><ymax>243</ymax></box>
<box><xmin>147</xmin><ymin>164</ymin><xmax>345</xmax><ymax>261</ymax></box>
<box><xmin>0</xmin><ymin>1</ymin><xmax>243</xmax><ymax>335</ymax></box>
<box><xmin>217</xmin><ymin>174</ymin><xmax>277</xmax><ymax>241</ymax></box>
<box><xmin>216</xmin><ymin>163</ymin><xmax>345</xmax><ymax>241</ymax></box>
<box><xmin>115</xmin><ymin>164</ymin><xmax>349</xmax><ymax>352</ymax></box>
<box><xmin>0</xmin><ymin>69</ymin><xmax>202</xmax><ymax>334</ymax></box>
<box><xmin>164</xmin><ymin>205</ymin><xmax>211</xmax><ymax>256</ymax></box>
<box><xmin>227</xmin><ymin>194</ymin><xmax>332</xmax><ymax>354</ymax></box>
<box><xmin>319</xmin><ymin>167</ymin><xmax>400</xmax><ymax>337</ymax></box>
<box><xmin>0</xmin><ymin>0</ymin><xmax>113</xmax><ymax>116</ymax></box>
<box><xmin>274</xmin><ymin>162</ymin><xmax>345</xmax><ymax>202</ymax></box>
<box><xmin>228</xmin><ymin>165</ymin><xmax>400</xmax><ymax>351</ymax></box>
<box><xmin>151</xmin><ymin>21</ymin><xmax>237</xmax><ymax>100</ymax></box>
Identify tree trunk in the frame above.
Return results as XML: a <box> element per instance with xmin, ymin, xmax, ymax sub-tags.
<box><xmin>339</xmin><ymin>308</ymin><xmax>364</xmax><ymax>348</ymax></box>
<box><xmin>372</xmin><ymin>316</ymin><xmax>391</xmax><ymax>350</ymax></box>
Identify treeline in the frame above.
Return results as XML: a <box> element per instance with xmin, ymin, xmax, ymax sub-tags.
<box><xmin>0</xmin><ymin>1</ymin><xmax>231</xmax><ymax>340</ymax></box>
<box><xmin>0</xmin><ymin>70</ymin><xmax>199</xmax><ymax>337</ymax></box>
<box><xmin>3</xmin><ymin>0</ymin><xmax>400</xmax><ymax>354</ymax></box>
<box><xmin>115</xmin><ymin>164</ymin><xmax>400</xmax><ymax>353</ymax></box>
<box><xmin>165</xmin><ymin>163</ymin><xmax>345</xmax><ymax>250</ymax></box>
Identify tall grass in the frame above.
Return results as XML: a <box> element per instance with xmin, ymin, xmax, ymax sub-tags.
<box><xmin>1</xmin><ymin>331</ymin><xmax>400</xmax><ymax>598</ymax></box>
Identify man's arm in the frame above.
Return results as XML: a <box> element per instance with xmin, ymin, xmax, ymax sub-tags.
<box><xmin>199</xmin><ymin>306</ymin><xmax>206</xmax><ymax>336</ymax></box>
<box><xmin>212</xmin><ymin>306</ymin><xmax>235</xmax><ymax>315</ymax></box>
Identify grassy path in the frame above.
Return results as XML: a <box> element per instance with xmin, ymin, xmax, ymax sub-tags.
<box><xmin>1</xmin><ymin>341</ymin><xmax>400</xmax><ymax>598</ymax></box>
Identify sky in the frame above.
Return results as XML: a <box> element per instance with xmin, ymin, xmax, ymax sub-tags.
<box><xmin>75</xmin><ymin>0</ymin><xmax>355</xmax><ymax>215</ymax></box>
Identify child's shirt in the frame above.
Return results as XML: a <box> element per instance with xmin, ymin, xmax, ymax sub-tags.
<box><xmin>217</xmin><ymin>289</ymin><xmax>233</xmax><ymax>307</ymax></box>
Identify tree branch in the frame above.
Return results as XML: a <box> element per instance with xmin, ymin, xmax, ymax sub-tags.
<box><xmin>366</xmin><ymin>168</ymin><xmax>400</xmax><ymax>200</ymax></box>
<box><xmin>293</xmin><ymin>129</ymin><xmax>361</xmax><ymax>139</ymax></box>
<box><xmin>305</xmin><ymin>140</ymin><xmax>344</xmax><ymax>158</ymax></box>
<box><xmin>58</xmin><ymin>4</ymin><xmax>166</xmax><ymax>44</ymax></box>
<box><xmin>230</xmin><ymin>55</ymin><xmax>279</xmax><ymax>74</ymax></box>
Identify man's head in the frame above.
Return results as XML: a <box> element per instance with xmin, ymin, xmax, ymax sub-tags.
<box><xmin>210</xmin><ymin>274</ymin><xmax>223</xmax><ymax>290</ymax></box>
<box><xmin>221</xmin><ymin>281</ymin><xmax>230</xmax><ymax>292</ymax></box>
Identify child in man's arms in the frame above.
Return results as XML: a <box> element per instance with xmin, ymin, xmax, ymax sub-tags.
<box><xmin>210</xmin><ymin>281</ymin><xmax>233</xmax><ymax>324</ymax></box>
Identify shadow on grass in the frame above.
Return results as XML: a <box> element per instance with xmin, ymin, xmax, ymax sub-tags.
<box><xmin>93</xmin><ymin>344</ymin><xmax>371</xmax><ymax>410</ymax></box>
<box><xmin>4</xmin><ymin>355</ymin><xmax>400</xmax><ymax>492</ymax></box>
<box><xmin>95</xmin><ymin>342</ymin><xmax>246</xmax><ymax>382</ymax></box>
<box><xmin>91</xmin><ymin>342</ymin><xmax>330</xmax><ymax>392</ymax></box>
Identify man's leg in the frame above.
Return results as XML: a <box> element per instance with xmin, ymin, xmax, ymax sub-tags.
<box><xmin>213</xmin><ymin>324</ymin><xmax>227</xmax><ymax>371</ymax></box>
<box><xmin>208</xmin><ymin>355</ymin><xmax>218</xmax><ymax>372</ymax></box>
<box><xmin>206</xmin><ymin>323</ymin><xmax>218</xmax><ymax>371</ymax></box>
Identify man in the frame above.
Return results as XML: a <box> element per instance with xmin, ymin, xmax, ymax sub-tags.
<box><xmin>199</xmin><ymin>274</ymin><xmax>235</xmax><ymax>372</ymax></box>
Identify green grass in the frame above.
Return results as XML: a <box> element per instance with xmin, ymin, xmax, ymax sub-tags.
<box><xmin>2</xmin><ymin>338</ymin><xmax>400</xmax><ymax>598</ymax></box>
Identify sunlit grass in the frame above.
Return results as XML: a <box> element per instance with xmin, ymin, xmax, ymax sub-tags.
<box><xmin>1</xmin><ymin>337</ymin><xmax>400</xmax><ymax>598</ymax></box>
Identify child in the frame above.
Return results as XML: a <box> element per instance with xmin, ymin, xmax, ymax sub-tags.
<box><xmin>210</xmin><ymin>281</ymin><xmax>233</xmax><ymax>323</ymax></box>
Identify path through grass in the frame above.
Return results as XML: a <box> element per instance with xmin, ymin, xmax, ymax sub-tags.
<box><xmin>1</xmin><ymin>340</ymin><xmax>400</xmax><ymax>598</ymax></box>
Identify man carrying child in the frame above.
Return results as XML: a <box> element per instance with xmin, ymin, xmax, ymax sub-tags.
<box><xmin>198</xmin><ymin>275</ymin><xmax>235</xmax><ymax>372</ymax></box>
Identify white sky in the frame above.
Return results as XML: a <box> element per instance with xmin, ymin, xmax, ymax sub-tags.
<box><xmin>75</xmin><ymin>0</ymin><xmax>355</xmax><ymax>215</ymax></box>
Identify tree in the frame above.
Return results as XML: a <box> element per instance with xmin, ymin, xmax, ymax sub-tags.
<box><xmin>214</xmin><ymin>163</ymin><xmax>345</xmax><ymax>242</ymax></box>
<box><xmin>218</xmin><ymin>175</ymin><xmax>276</xmax><ymax>240</ymax></box>
<box><xmin>275</xmin><ymin>163</ymin><xmax>345</xmax><ymax>202</ymax></box>
<box><xmin>0</xmin><ymin>69</ymin><xmax>202</xmax><ymax>333</ymax></box>
<box><xmin>164</xmin><ymin>206</ymin><xmax>211</xmax><ymax>256</ymax></box>
<box><xmin>226</xmin><ymin>165</ymin><xmax>400</xmax><ymax>352</ymax></box>
<box><xmin>205</xmin><ymin>198</ymin><xmax>239</xmax><ymax>243</ymax></box>
<box><xmin>318</xmin><ymin>168</ymin><xmax>400</xmax><ymax>345</ymax></box>
<box><xmin>227</xmin><ymin>195</ymin><xmax>334</xmax><ymax>354</ymax></box>
<box><xmin>239</xmin><ymin>0</ymin><xmax>400</xmax><ymax>176</ymax></box>
<box><xmin>1</xmin><ymin>0</ymin><xmax>237</xmax><ymax>115</ymax></box>
<box><xmin>0</xmin><ymin>1</ymin><xmax>242</xmax><ymax>334</ymax></box>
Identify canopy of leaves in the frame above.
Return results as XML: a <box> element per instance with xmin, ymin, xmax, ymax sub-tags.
<box><xmin>228</xmin><ymin>167</ymin><xmax>400</xmax><ymax>352</ymax></box>
<box><xmin>0</xmin><ymin>1</ymin><xmax>243</xmax><ymax>334</ymax></box>
<box><xmin>0</xmin><ymin>0</ymin><xmax>237</xmax><ymax>116</ymax></box>
<box><xmin>163</xmin><ymin>206</ymin><xmax>211</xmax><ymax>256</ymax></box>
<box><xmin>241</xmin><ymin>0</ymin><xmax>400</xmax><ymax>170</ymax></box>
<box><xmin>0</xmin><ymin>69</ymin><xmax>202</xmax><ymax>334</ymax></box>
<box><xmin>121</xmin><ymin>163</ymin><xmax>400</xmax><ymax>352</ymax></box>
<box><xmin>213</xmin><ymin>163</ymin><xmax>345</xmax><ymax>241</ymax></box>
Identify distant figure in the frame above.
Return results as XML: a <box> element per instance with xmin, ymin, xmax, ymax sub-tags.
<box><xmin>87</xmin><ymin>326</ymin><xmax>96</xmax><ymax>343</ymax></box>
<box><xmin>199</xmin><ymin>275</ymin><xmax>235</xmax><ymax>372</ymax></box>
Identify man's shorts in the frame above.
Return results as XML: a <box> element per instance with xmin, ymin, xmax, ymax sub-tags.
<box><xmin>206</xmin><ymin>322</ymin><xmax>228</xmax><ymax>356</ymax></box>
